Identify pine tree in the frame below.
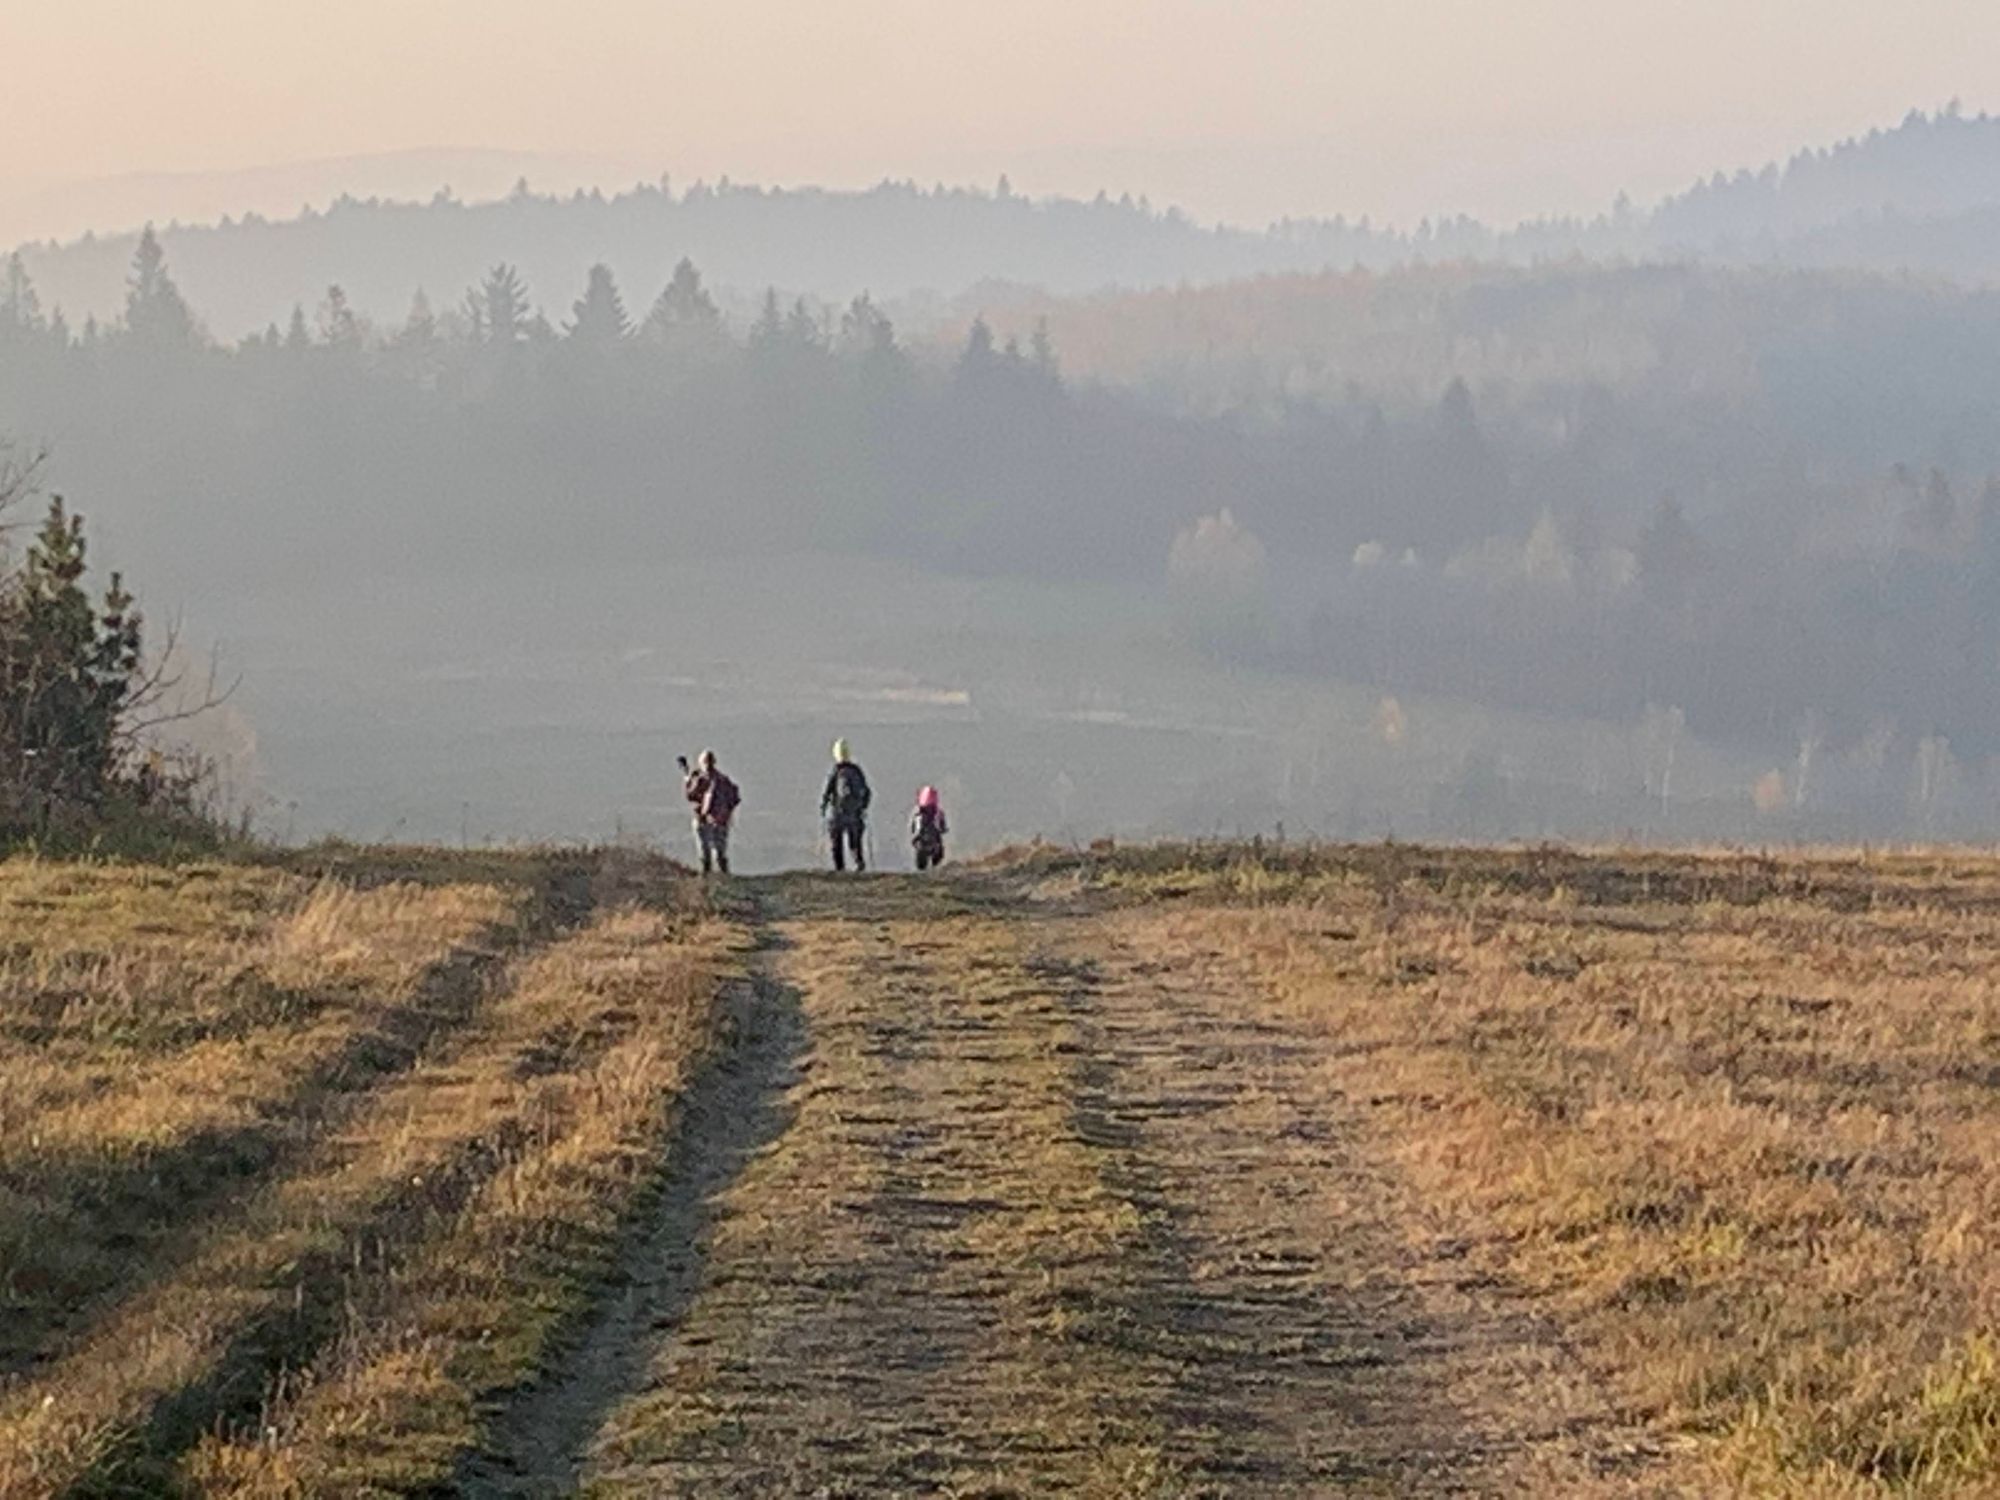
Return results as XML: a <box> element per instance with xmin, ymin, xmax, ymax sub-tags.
<box><xmin>0</xmin><ymin>253</ymin><xmax>44</xmax><ymax>338</ymax></box>
<box><xmin>644</xmin><ymin>258</ymin><xmax>721</xmax><ymax>337</ymax></box>
<box><xmin>317</xmin><ymin>284</ymin><xmax>363</xmax><ymax>350</ymax></box>
<box><xmin>459</xmin><ymin>287</ymin><xmax>487</xmax><ymax>344</ymax></box>
<box><xmin>1029</xmin><ymin>317</ymin><xmax>1059</xmax><ymax>381</ymax></box>
<box><xmin>1437</xmin><ymin>377</ymin><xmax>1479</xmax><ymax>448</ymax></box>
<box><xmin>643</xmin><ymin>260</ymin><xmax>727</xmax><ymax>364</ymax></box>
<box><xmin>956</xmin><ymin>316</ymin><xmax>998</xmax><ymax>381</ymax></box>
<box><xmin>783</xmin><ymin>298</ymin><xmax>824</xmax><ymax>352</ymax></box>
<box><xmin>475</xmin><ymin>264</ymin><xmax>531</xmax><ymax>346</ymax></box>
<box><xmin>837</xmin><ymin>293</ymin><xmax>897</xmax><ymax>360</ymax></box>
<box><xmin>123</xmin><ymin>226</ymin><xmax>196</xmax><ymax>347</ymax></box>
<box><xmin>0</xmin><ymin>499</ymin><xmax>143</xmax><ymax>817</ymax></box>
<box><xmin>396</xmin><ymin>290</ymin><xmax>438</xmax><ymax>349</ymax></box>
<box><xmin>568</xmin><ymin>264</ymin><xmax>631</xmax><ymax>346</ymax></box>
<box><xmin>747</xmin><ymin>288</ymin><xmax>785</xmax><ymax>353</ymax></box>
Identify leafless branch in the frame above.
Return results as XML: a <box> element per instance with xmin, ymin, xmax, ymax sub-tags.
<box><xmin>119</xmin><ymin>619</ymin><xmax>241</xmax><ymax>743</ymax></box>
<box><xmin>0</xmin><ymin>442</ymin><xmax>48</xmax><ymax>547</ymax></box>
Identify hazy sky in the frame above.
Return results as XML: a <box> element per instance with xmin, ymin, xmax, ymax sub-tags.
<box><xmin>6</xmin><ymin>0</ymin><xmax>1999</xmax><ymax>238</ymax></box>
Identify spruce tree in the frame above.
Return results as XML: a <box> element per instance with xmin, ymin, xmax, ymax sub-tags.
<box><xmin>568</xmin><ymin>264</ymin><xmax>631</xmax><ymax>346</ymax></box>
<box><xmin>783</xmin><ymin>298</ymin><xmax>824</xmax><ymax>352</ymax></box>
<box><xmin>837</xmin><ymin>294</ymin><xmax>897</xmax><ymax>360</ymax></box>
<box><xmin>642</xmin><ymin>259</ymin><xmax>727</xmax><ymax>364</ymax></box>
<box><xmin>644</xmin><ymin>258</ymin><xmax>721</xmax><ymax>338</ymax></box>
<box><xmin>0</xmin><ymin>499</ymin><xmax>142</xmax><ymax>816</ymax></box>
<box><xmin>477</xmin><ymin>264</ymin><xmax>530</xmax><ymax>346</ymax></box>
<box><xmin>123</xmin><ymin>226</ymin><xmax>197</xmax><ymax>347</ymax></box>
<box><xmin>747</xmin><ymin>288</ymin><xmax>785</xmax><ymax>353</ymax></box>
<box><xmin>0</xmin><ymin>253</ymin><xmax>44</xmax><ymax>338</ymax></box>
<box><xmin>956</xmin><ymin>316</ymin><xmax>998</xmax><ymax>381</ymax></box>
<box><xmin>1029</xmin><ymin>317</ymin><xmax>1059</xmax><ymax>381</ymax></box>
<box><xmin>397</xmin><ymin>290</ymin><xmax>438</xmax><ymax>349</ymax></box>
<box><xmin>318</xmin><ymin>284</ymin><xmax>363</xmax><ymax>350</ymax></box>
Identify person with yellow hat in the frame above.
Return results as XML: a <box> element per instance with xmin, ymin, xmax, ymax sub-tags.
<box><xmin>820</xmin><ymin>738</ymin><xmax>872</xmax><ymax>872</ymax></box>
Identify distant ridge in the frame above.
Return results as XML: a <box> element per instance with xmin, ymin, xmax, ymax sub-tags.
<box><xmin>11</xmin><ymin>109</ymin><xmax>2000</xmax><ymax>337</ymax></box>
<box><xmin>0</xmin><ymin>147</ymin><xmax>664</xmax><ymax>247</ymax></box>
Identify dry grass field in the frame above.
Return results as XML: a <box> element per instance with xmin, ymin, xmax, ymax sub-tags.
<box><xmin>1026</xmin><ymin>841</ymin><xmax>2000</xmax><ymax>1496</ymax></box>
<box><xmin>0</xmin><ymin>846</ymin><xmax>740</xmax><ymax>1497</ymax></box>
<box><xmin>5</xmin><ymin>839</ymin><xmax>2000</xmax><ymax>1495</ymax></box>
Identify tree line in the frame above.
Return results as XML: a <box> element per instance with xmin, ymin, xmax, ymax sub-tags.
<box><xmin>6</xmin><ymin>231</ymin><xmax>2000</xmax><ymax>814</ymax></box>
<box><xmin>13</xmin><ymin>108</ymin><xmax>2000</xmax><ymax>342</ymax></box>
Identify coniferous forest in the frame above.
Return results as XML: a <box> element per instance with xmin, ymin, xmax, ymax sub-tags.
<box><xmin>10</xmin><ymin>133</ymin><xmax>2000</xmax><ymax>845</ymax></box>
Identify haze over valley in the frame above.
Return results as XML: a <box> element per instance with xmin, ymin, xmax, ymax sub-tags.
<box><xmin>19</xmin><ymin>13</ymin><xmax>2000</xmax><ymax>1496</ymax></box>
<box><xmin>10</xmin><ymin>103</ymin><xmax>2000</xmax><ymax>862</ymax></box>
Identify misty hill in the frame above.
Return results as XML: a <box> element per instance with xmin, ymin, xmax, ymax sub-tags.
<box><xmin>0</xmin><ymin>148</ymin><xmax>661</xmax><ymax>255</ymax></box>
<box><xmin>10</xmin><ymin>229</ymin><xmax>2000</xmax><ymax>849</ymax></box>
<box><xmin>1651</xmin><ymin>105</ymin><xmax>2000</xmax><ymax>245</ymax></box>
<box><xmin>975</xmin><ymin>261</ymin><xmax>2000</xmax><ymax>471</ymax></box>
<box><xmin>14</xmin><ymin>110</ymin><xmax>2000</xmax><ymax>339</ymax></box>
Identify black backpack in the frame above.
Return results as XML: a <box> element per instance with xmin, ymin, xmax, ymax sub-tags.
<box><xmin>831</xmin><ymin>762</ymin><xmax>870</xmax><ymax>815</ymax></box>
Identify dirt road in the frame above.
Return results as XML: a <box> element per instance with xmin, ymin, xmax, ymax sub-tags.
<box><xmin>472</xmin><ymin>870</ymin><xmax>1655</xmax><ymax>1496</ymax></box>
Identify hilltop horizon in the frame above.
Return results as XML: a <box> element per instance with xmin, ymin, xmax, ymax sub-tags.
<box><xmin>6</xmin><ymin>103</ymin><xmax>1992</xmax><ymax>246</ymax></box>
<box><xmin>10</xmin><ymin>106</ymin><xmax>2000</xmax><ymax>341</ymax></box>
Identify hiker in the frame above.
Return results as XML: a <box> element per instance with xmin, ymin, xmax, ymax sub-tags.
<box><xmin>680</xmin><ymin>749</ymin><xmax>741</xmax><ymax>876</ymax></box>
<box><xmin>910</xmin><ymin>785</ymin><xmax>949</xmax><ymax>871</ymax></box>
<box><xmin>820</xmin><ymin>739</ymin><xmax>872</xmax><ymax>872</ymax></box>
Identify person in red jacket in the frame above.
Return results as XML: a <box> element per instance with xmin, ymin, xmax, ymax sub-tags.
<box><xmin>680</xmin><ymin>749</ymin><xmax>741</xmax><ymax>876</ymax></box>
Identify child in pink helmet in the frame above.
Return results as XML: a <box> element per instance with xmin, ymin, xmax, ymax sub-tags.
<box><xmin>910</xmin><ymin>785</ymin><xmax>949</xmax><ymax>871</ymax></box>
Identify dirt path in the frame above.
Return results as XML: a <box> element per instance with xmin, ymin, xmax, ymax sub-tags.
<box><xmin>1045</xmin><ymin>909</ymin><xmax>1650</xmax><ymax>1495</ymax></box>
<box><xmin>458</xmin><ymin>922</ymin><xmax>808</xmax><ymax>1497</ymax></box>
<box><xmin>468</xmin><ymin>873</ymin><xmax>1656</xmax><ymax>1496</ymax></box>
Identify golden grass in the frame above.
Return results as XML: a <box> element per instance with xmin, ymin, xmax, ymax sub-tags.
<box><xmin>14</xmin><ymin>838</ymin><xmax>2000</xmax><ymax>1494</ymax></box>
<box><xmin>182</xmin><ymin>900</ymin><xmax>739</xmax><ymax>1495</ymax></box>
<box><xmin>1060</xmin><ymin>842</ymin><xmax>2000</xmax><ymax>1495</ymax></box>
<box><xmin>0</xmin><ymin>847</ymin><xmax>737</xmax><ymax>1499</ymax></box>
<box><xmin>0</xmin><ymin>858</ymin><xmax>522</xmax><ymax>1378</ymax></box>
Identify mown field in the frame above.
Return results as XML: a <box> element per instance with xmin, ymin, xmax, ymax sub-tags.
<box><xmin>4</xmin><ymin>840</ymin><xmax>2000</xmax><ymax>1496</ymax></box>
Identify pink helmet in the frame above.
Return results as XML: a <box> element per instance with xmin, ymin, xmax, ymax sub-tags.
<box><xmin>918</xmin><ymin>785</ymin><xmax>940</xmax><ymax>809</ymax></box>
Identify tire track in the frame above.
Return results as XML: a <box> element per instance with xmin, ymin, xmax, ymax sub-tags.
<box><xmin>582</xmin><ymin>882</ymin><xmax>1180</xmax><ymax>1496</ymax></box>
<box><xmin>473</xmin><ymin>872</ymin><xmax>1643</xmax><ymax>1496</ymax></box>
<box><xmin>460</xmin><ymin>915</ymin><xmax>807</xmax><ymax>1497</ymax></box>
<box><xmin>1053</xmin><ymin>908</ymin><xmax>1657</xmax><ymax>1496</ymax></box>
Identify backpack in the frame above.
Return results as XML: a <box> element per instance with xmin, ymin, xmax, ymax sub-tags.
<box><xmin>831</xmin><ymin>762</ymin><xmax>870</xmax><ymax>816</ymax></box>
<box><xmin>708</xmin><ymin>772</ymin><xmax>741</xmax><ymax>820</ymax></box>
